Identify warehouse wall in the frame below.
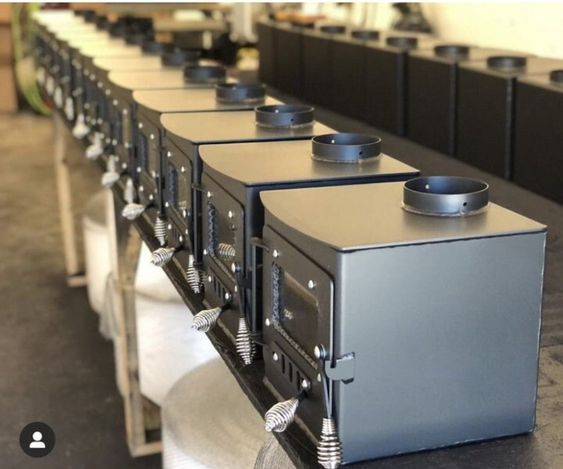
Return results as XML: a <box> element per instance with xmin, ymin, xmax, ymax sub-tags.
<box><xmin>423</xmin><ymin>3</ymin><xmax>563</xmax><ymax>59</ymax></box>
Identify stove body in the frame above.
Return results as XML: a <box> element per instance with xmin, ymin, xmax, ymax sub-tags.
<box><xmin>58</xmin><ymin>35</ymin><xmax>114</xmax><ymax>123</ymax></box>
<box><xmin>134</xmin><ymin>105</ymin><xmax>164</xmax><ymax>212</ymax></box>
<box><xmin>113</xmin><ymin>75</ymin><xmax>228</xmax><ymax>207</ymax></box>
<box><xmin>110</xmin><ymin>84</ymin><xmax>143</xmax><ymax>186</ymax></box>
<box><xmin>457</xmin><ymin>57</ymin><xmax>563</xmax><ymax>179</ymax></box>
<box><xmin>96</xmin><ymin>61</ymin><xmax>192</xmax><ymax>175</ymax></box>
<box><xmin>58</xmin><ymin>38</ymin><xmax>116</xmax><ymax>125</ymax></box>
<box><xmin>34</xmin><ymin>15</ymin><xmax>97</xmax><ymax>100</ymax></box>
<box><xmin>161</xmin><ymin>113</ymin><xmax>333</xmax><ymax>278</ymax></box>
<box><xmin>60</xmin><ymin>15</ymin><xmax>156</xmax><ymax>128</ymax></box>
<box><xmin>514</xmin><ymin>73</ymin><xmax>563</xmax><ymax>204</ymax></box>
<box><xmin>81</xmin><ymin>46</ymin><xmax>144</xmax><ymax>144</ymax></box>
<box><xmin>58</xmin><ymin>22</ymin><xmax>143</xmax><ymax>125</ymax></box>
<box><xmin>47</xmin><ymin>31</ymin><xmax>100</xmax><ymax>113</ymax></box>
<box><xmin>51</xmin><ymin>19</ymin><xmax>113</xmax><ymax>101</ymax></box>
<box><xmin>96</xmin><ymin>55</ymin><xmax>219</xmax><ymax>156</ymax></box>
<box><xmin>261</xmin><ymin>181</ymin><xmax>546</xmax><ymax>463</ymax></box>
<box><xmin>108</xmin><ymin>69</ymin><xmax>205</xmax><ymax>192</ymax></box>
<box><xmin>136</xmin><ymin>88</ymin><xmax>278</xmax><ymax>232</ymax></box>
<box><xmin>198</xmin><ymin>140</ymin><xmax>418</xmax><ymax>352</ymax></box>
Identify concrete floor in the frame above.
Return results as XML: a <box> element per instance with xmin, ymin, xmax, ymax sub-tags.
<box><xmin>0</xmin><ymin>113</ymin><xmax>159</xmax><ymax>468</ymax></box>
<box><xmin>1</xmin><ymin>104</ymin><xmax>562</xmax><ymax>468</ymax></box>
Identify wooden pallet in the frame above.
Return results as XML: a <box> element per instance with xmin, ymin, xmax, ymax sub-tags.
<box><xmin>52</xmin><ymin>113</ymin><xmax>98</xmax><ymax>287</ymax></box>
<box><xmin>107</xmin><ymin>190</ymin><xmax>162</xmax><ymax>456</ymax></box>
<box><xmin>54</xmin><ymin>113</ymin><xmax>162</xmax><ymax>456</ymax></box>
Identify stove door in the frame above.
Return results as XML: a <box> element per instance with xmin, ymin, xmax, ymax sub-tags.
<box><xmin>200</xmin><ymin>175</ymin><xmax>246</xmax><ymax>342</ymax></box>
<box><xmin>202</xmin><ymin>176</ymin><xmax>245</xmax><ymax>281</ymax></box>
<box><xmin>262</xmin><ymin>225</ymin><xmax>334</xmax><ymax>440</ymax></box>
<box><xmin>164</xmin><ymin>143</ymin><xmax>193</xmax><ymax>251</ymax></box>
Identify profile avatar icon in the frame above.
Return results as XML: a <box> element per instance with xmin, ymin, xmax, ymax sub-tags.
<box><xmin>20</xmin><ymin>422</ymin><xmax>54</xmax><ymax>457</ymax></box>
<box><xmin>29</xmin><ymin>431</ymin><xmax>46</xmax><ymax>449</ymax></box>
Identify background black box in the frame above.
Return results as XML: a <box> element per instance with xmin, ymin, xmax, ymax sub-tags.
<box><xmin>514</xmin><ymin>71</ymin><xmax>563</xmax><ymax>204</ymax></box>
<box><xmin>365</xmin><ymin>35</ymin><xmax>438</xmax><ymax>136</ymax></box>
<box><xmin>302</xmin><ymin>25</ymin><xmax>347</xmax><ymax>108</ymax></box>
<box><xmin>457</xmin><ymin>56</ymin><xmax>561</xmax><ymax>179</ymax></box>
<box><xmin>330</xmin><ymin>30</ymin><xmax>380</xmax><ymax>120</ymax></box>
<box><xmin>257</xmin><ymin>20</ymin><xmax>276</xmax><ymax>86</ymax></box>
<box><xmin>273</xmin><ymin>22</ymin><xmax>310</xmax><ymax>97</ymax></box>
<box><xmin>407</xmin><ymin>46</ymin><xmax>509</xmax><ymax>155</ymax></box>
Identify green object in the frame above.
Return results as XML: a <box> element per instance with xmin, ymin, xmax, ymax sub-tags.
<box><xmin>12</xmin><ymin>4</ymin><xmax>51</xmax><ymax>115</ymax></box>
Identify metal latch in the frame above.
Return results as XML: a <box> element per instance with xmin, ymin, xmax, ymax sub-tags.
<box><xmin>324</xmin><ymin>352</ymin><xmax>355</xmax><ymax>383</ymax></box>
